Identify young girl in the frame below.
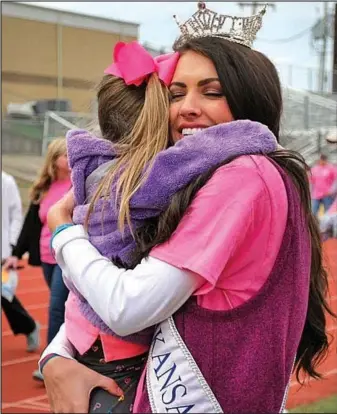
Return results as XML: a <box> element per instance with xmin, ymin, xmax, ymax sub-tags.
<box><xmin>42</xmin><ymin>41</ymin><xmax>278</xmax><ymax>411</ymax></box>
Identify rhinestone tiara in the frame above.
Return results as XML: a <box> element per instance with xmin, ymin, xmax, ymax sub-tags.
<box><xmin>173</xmin><ymin>1</ymin><xmax>267</xmax><ymax>49</ymax></box>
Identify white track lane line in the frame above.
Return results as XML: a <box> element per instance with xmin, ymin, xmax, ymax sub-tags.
<box><xmin>2</xmin><ymin>324</ymin><xmax>47</xmax><ymax>337</ymax></box>
<box><xmin>2</xmin><ymin>394</ymin><xmax>48</xmax><ymax>409</ymax></box>
<box><xmin>2</xmin><ymin>355</ymin><xmax>40</xmax><ymax>367</ymax></box>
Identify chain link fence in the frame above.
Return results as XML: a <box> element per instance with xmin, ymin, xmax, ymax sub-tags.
<box><xmin>2</xmin><ymin>118</ymin><xmax>44</xmax><ymax>155</ymax></box>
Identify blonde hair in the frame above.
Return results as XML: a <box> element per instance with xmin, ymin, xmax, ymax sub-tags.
<box><xmin>86</xmin><ymin>73</ymin><xmax>169</xmax><ymax>234</ymax></box>
<box><xmin>30</xmin><ymin>137</ymin><xmax>67</xmax><ymax>203</ymax></box>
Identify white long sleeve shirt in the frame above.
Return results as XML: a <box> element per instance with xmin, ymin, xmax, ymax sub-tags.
<box><xmin>2</xmin><ymin>171</ymin><xmax>23</xmax><ymax>260</ymax></box>
<box><xmin>39</xmin><ymin>225</ymin><xmax>202</xmax><ymax>367</ymax></box>
<box><xmin>53</xmin><ymin>225</ymin><xmax>203</xmax><ymax>336</ymax></box>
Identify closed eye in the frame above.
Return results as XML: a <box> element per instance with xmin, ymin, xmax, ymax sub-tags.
<box><xmin>169</xmin><ymin>92</ymin><xmax>185</xmax><ymax>101</ymax></box>
<box><xmin>204</xmin><ymin>92</ymin><xmax>223</xmax><ymax>97</ymax></box>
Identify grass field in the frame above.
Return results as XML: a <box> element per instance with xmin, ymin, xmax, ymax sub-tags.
<box><xmin>290</xmin><ymin>394</ymin><xmax>337</xmax><ymax>413</ymax></box>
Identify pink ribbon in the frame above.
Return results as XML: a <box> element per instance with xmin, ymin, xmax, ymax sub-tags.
<box><xmin>104</xmin><ymin>41</ymin><xmax>179</xmax><ymax>86</ymax></box>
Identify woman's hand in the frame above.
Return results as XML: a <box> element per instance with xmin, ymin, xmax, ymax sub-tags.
<box><xmin>47</xmin><ymin>190</ymin><xmax>75</xmax><ymax>233</ymax></box>
<box><xmin>43</xmin><ymin>356</ymin><xmax>124</xmax><ymax>413</ymax></box>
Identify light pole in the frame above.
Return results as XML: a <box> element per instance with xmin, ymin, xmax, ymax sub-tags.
<box><xmin>237</xmin><ymin>1</ymin><xmax>276</xmax><ymax>15</ymax></box>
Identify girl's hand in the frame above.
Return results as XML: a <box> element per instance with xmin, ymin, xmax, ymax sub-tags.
<box><xmin>2</xmin><ymin>256</ymin><xmax>19</xmax><ymax>270</ymax></box>
<box><xmin>43</xmin><ymin>356</ymin><xmax>124</xmax><ymax>413</ymax></box>
<box><xmin>47</xmin><ymin>190</ymin><xmax>75</xmax><ymax>233</ymax></box>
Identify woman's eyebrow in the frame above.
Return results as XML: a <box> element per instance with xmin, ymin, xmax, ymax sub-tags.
<box><xmin>169</xmin><ymin>78</ymin><xmax>220</xmax><ymax>89</ymax></box>
<box><xmin>169</xmin><ymin>82</ymin><xmax>186</xmax><ymax>88</ymax></box>
<box><xmin>198</xmin><ymin>77</ymin><xmax>220</xmax><ymax>86</ymax></box>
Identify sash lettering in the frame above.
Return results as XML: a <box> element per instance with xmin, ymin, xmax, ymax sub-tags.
<box><xmin>147</xmin><ymin>319</ymin><xmax>223</xmax><ymax>413</ymax></box>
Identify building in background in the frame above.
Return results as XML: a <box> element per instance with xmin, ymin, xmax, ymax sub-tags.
<box><xmin>2</xmin><ymin>2</ymin><xmax>139</xmax><ymax>114</ymax></box>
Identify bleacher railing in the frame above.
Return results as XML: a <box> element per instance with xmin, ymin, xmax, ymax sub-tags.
<box><xmin>42</xmin><ymin>111</ymin><xmax>94</xmax><ymax>155</ymax></box>
<box><xmin>279</xmin><ymin>88</ymin><xmax>337</xmax><ymax>165</ymax></box>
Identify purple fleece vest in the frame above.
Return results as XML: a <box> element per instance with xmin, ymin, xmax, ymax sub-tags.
<box><xmin>135</xmin><ymin>162</ymin><xmax>311</xmax><ymax>413</ymax></box>
<box><xmin>67</xmin><ymin>121</ymin><xmax>278</xmax><ymax>344</ymax></box>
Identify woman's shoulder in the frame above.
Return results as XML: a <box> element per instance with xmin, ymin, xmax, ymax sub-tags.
<box><xmin>184</xmin><ymin>154</ymin><xmax>287</xmax><ymax>224</ymax></box>
<box><xmin>216</xmin><ymin>154</ymin><xmax>278</xmax><ymax>173</ymax></box>
<box><xmin>210</xmin><ymin>155</ymin><xmax>284</xmax><ymax>191</ymax></box>
<box><xmin>196</xmin><ymin>154</ymin><xmax>288</xmax><ymax>218</ymax></box>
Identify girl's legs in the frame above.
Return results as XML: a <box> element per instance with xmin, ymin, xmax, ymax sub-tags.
<box><xmin>47</xmin><ymin>264</ymin><xmax>69</xmax><ymax>344</ymax></box>
<box><xmin>41</xmin><ymin>262</ymin><xmax>69</xmax><ymax>343</ymax></box>
<box><xmin>41</xmin><ymin>262</ymin><xmax>54</xmax><ymax>289</ymax></box>
<box><xmin>2</xmin><ymin>295</ymin><xmax>40</xmax><ymax>352</ymax></box>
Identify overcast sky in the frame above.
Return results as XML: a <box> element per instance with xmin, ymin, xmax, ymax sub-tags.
<box><xmin>27</xmin><ymin>1</ymin><xmax>334</xmax><ymax>91</ymax></box>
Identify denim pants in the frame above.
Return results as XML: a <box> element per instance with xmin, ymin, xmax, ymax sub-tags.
<box><xmin>311</xmin><ymin>196</ymin><xmax>334</xmax><ymax>217</ymax></box>
<box><xmin>41</xmin><ymin>262</ymin><xmax>69</xmax><ymax>344</ymax></box>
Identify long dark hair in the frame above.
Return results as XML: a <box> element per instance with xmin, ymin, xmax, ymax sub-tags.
<box><xmin>133</xmin><ymin>37</ymin><xmax>335</xmax><ymax>383</ymax></box>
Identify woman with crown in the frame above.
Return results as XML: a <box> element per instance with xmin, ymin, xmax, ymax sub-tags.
<box><xmin>40</xmin><ymin>2</ymin><xmax>334</xmax><ymax>413</ymax></box>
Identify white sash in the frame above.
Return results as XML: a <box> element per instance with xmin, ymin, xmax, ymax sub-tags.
<box><xmin>146</xmin><ymin>316</ymin><xmax>223</xmax><ymax>413</ymax></box>
<box><xmin>146</xmin><ymin>316</ymin><xmax>292</xmax><ymax>413</ymax></box>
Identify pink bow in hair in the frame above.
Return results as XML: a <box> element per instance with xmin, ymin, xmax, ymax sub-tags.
<box><xmin>104</xmin><ymin>41</ymin><xmax>179</xmax><ymax>86</ymax></box>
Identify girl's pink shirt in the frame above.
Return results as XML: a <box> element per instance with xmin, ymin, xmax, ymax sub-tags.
<box><xmin>39</xmin><ymin>179</ymin><xmax>72</xmax><ymax>264</ymax></box>
<box><xmin>66</xmin><ymin>155</ymin><xmax>288</xmax><ymax>360</ymax></box>
<box><xmin>65</xmin><ymin>293</ymin><xmax>149</xmax><ymax>361</ymax></box>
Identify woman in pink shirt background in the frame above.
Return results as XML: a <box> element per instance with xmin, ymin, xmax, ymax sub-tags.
<box><xmin>4</xmin><ymin>138</ymin><xmax>72</xmax><ymax>381</ymax></box>
<box><xmin>310</xmin><ymin>153</ymin><xmax>337</xmax><ymax>217</ymax></box>
<box><xmin>36</xmin><ymin>138</ymin><xmax>72</xmax><ymax>337</ymax></box>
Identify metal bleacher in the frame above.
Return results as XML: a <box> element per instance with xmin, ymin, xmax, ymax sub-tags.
<box><xmin>280</xmin><ymin>88</ymin><xmax>337</xmax><ymax>165</ymax></box>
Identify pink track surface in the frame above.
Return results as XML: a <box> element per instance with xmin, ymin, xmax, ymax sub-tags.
<box><xmin>2</xmin><ymin>239</ymin><xmax>336</xmax><ymax>412</ymax></box>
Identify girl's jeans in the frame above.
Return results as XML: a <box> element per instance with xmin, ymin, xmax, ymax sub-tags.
<box><xmin>41</xmin><ymin>262</ymin><xmax>69</xmax><ymax>344</ymax></box>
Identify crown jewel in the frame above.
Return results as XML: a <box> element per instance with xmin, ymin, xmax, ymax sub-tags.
<box><xmin>173</xmin><ymin>1</ymin><xmax>267</xmax><ymax>49</ymax></box>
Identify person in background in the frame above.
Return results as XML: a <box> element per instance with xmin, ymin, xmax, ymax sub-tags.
<box><xmin>309</xmin><ymin>153</ymin><xmax>337</xmax><ymax>217</ymax></box>
<box><xmin>1</xmin><ymin>171</ymin><xmax>40</xmax><ymax>352</ymax></box>
<box><xmin>3</xmin><ymin>138</ymin><xmax>72</xmax><ymax>381</ymax></box>
<box><xmin>319</xmin><ymin>137</ymin><xmax>337</xmax><ymax>240</ymax></box>
<box><xmin>319</xmin><ymin>198</ymin><xmax>337</xmax><ymax>240</ymax></box>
